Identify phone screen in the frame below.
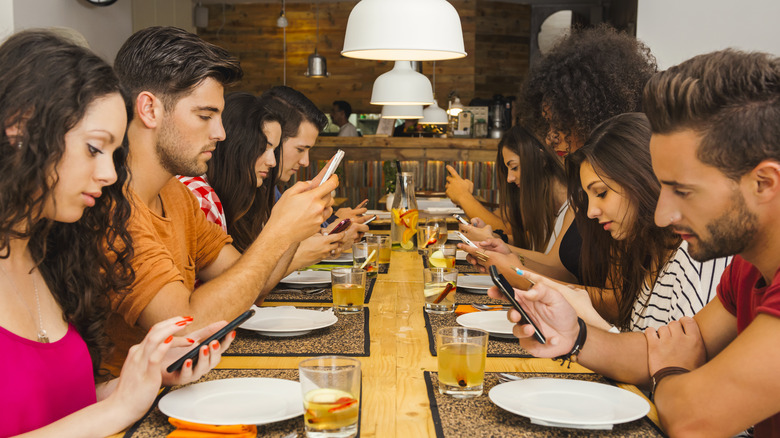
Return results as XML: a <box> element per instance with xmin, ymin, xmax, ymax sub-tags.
<box><xmin>318</xmin><ymin>150</ymin><xmax>345</xmax><ymax>187</ymax></box>
<box><xmin>166</xmin><ymin>309</ymin><xmax>255</xmax><ymax>373</ymax></box>
<box><xmin>488</xmin><ymin>266</ymin><xmax>546</xmax><ymax>344</ymax></box>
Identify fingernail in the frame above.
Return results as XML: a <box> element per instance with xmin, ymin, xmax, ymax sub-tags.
<box><xmin>212</xmin><ymin>340</ymin><xmax>220</xmax><ymax>350</ymax></box>
<box><xmin>164</xmin><ymin>335</ymin><xmax>173</xmax><ymax>344</ymax></box>
<box><xmin>182</xmin><ymin>316</ymin><xmax>193</xmax><ymax>321</ymax></box>
<box><xmin>186</xmin><ymin>338</ymin><xmax>195</xmax><ymax>344</ymax></box>
<box><xmin>185</xmin><ymin>359</ymin><xmax>192</xmax><ymax>368</ymax></box>
<box><xmin>175</xmin><ymin>320</ymin><xmax>188</xmax><ymax>326</ymax></box>
<box><xmin>202</xmin><ymin>346</ymin><xmax>209</xmax><ymax>355</ymax></box>
<box><xmin>230</xmin><ymin>331</ymin><xmax>236</xmax><ymax>340</ymax></box>
<box><xmin>515</xmin><ymin>268</ymin><xmax>524</xmax><ymax>276</ymax></box>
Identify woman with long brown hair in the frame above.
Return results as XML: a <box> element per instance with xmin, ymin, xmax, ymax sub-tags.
<box><xmin>458</xmin><ymin>126</ymin><xmax>581</xmax><ymax>283</ymax></box>
<box><xmin>0</xmin><ymin>30</ymin><xmax>232</xmax><ymax>437</ymax></box>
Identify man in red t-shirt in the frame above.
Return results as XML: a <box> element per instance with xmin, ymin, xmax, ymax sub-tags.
<box><xmin>490</xmin><ymin>49</ymin><xmax>780</xmax><ymax>437</ymax></box>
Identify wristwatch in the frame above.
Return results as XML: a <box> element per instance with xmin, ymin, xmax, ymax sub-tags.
<box><xmin>650</xmin><ymin>366</ymin><xmax>689</xmax><ymax>401</ymax></box>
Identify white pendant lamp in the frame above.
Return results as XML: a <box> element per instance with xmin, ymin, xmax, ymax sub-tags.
<box><xmin>381</xmin><ymin>105</ymin><xmax>423</xmax><ymax>119</ymax></box>
<box><xmin>447</xmin><ymin>96</ymin><xmax>463</xmax><ymax>116</ymax></box>
<box><xmin>421</xmin><ymin>100</ymin><xmax>448</xmax><ymax>124</ymax></box>
<box><xmin>342</xmin><ymin>0</ymin><xmax>466</xmax><ymax>61</ymax></box>
<box><xmin>371</xmin><ymin>61</ymin><xmax>434</xmax><ymax>106</ymax></box>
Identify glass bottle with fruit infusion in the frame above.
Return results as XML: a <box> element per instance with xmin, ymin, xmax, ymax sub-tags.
<box><xmin>391</xmin><ymin>172</ymin><xmax>419</xmax><ymax>251</ymax></box>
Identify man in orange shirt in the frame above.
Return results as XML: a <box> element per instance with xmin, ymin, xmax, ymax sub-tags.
<box><xmin>104</xmin><ymin>27</ymin><xmax>338</xmax><ymax>371</ymax></box>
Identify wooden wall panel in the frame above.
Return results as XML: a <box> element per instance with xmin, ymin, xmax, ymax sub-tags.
<box><xmin>196</xmin><ymin>0</ymin><xmax>530</xmax><ymax>114</ymax></box>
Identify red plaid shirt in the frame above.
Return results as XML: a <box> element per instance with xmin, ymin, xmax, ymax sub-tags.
<box><xmin>177</xmin><ymin>176</ymin><xmax>227</xmax><ymax>232</ymax></box>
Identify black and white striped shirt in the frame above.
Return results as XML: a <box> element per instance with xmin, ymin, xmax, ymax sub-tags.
<box><xmin>630</xmin><ymin>241</ymin><xmax>732</xmax><ymax>331</ymax></box>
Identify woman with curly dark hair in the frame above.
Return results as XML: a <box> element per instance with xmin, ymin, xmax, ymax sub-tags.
<box><xmin>0</xmin><ymin>30</ymin><xmax>233</xmax><ymax>437</ymax></box>
<box><xmin>518</xmin><ymin>24</ymin><xmax>657</xmax><ymax>156</ymax></box>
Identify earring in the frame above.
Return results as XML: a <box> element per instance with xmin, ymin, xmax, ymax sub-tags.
<box><xmin>17</xmin><ymin>140</ymin><xmax>22</xmax><ymax>150</ymax></box>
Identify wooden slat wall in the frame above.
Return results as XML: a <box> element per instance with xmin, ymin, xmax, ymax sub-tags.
<box><xmin>196</xmin><ymin>0</ymin><xmax>530</xmax><ymax>114</ymax></box>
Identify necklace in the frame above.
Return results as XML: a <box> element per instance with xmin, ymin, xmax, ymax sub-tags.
<box><xmin>0</xmin><ymin>263</ymin><xmax>49</xmax><ymax>343</ymax></box>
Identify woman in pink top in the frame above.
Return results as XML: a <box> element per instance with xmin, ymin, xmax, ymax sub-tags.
<box><xmin>0</xmin><ymin>31</ymin><xmax>234</xmax><ymax>437</ymax></box>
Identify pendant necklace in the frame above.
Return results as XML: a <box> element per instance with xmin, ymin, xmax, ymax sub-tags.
<box><xmin>0</xmin><ymin>263</ymin><xmax>49</xmax><ymax>343</ymax></box>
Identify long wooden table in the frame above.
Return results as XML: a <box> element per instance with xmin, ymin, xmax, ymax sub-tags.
<box><xmin>219</xmin><ymin>250</ymin><xmax>660</xmax><ymax>437</ymax></box>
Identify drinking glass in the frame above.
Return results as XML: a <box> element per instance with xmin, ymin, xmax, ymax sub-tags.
<box><xmin>423</xmin><ymin>267</ymin><xmax>458</xmax><ymax>314</ymax></box>
<box><xmin>365</xmin><ymin>235</ymin><xmax>391</xmax><ymax>265</ymax></box>
<box><xmin>427</xmin><ymin>244</ymin><xmax>456</xmax><ymax>269</ymax></box>
<box><xmin>331</xmin><ymin>268</ymin><xmax>366</xmax><ymax>313</ymax></box>
<box><xmin>429</xmin><ymin>217</ymin><xmax>449</xmax><ymax>244</ymax></box>
<box><xmin>436</xmin><ymin>327</ymin><xmax>488</xmax><ymax>398</ymax></box>
<box><xmin>352</xmin><ymin>241</ymin><xmax>378</xmax><ymax>276</ymax></box>
<box><xmin>299</xmin><ymin>356</ymin><xmax>361</xmax><ymax>438</ymax></box>
<box><xmin>417</xmin><ymin>224</ymin><xmax>440</xmax><ymax>250</ymax></box>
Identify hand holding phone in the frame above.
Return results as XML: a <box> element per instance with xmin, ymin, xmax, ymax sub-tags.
<box><xmin>166</xmin><ymin>309</ymin><xmax>255</xmax><ymax>373</ymax></box>
<box><xmin>456</xmin><ymin>231</ymin><xmax>478</xmax><ymax>248</ymax></box>
<box><xmin>362</xmin><ymin>214</ymin><xmax>378</xmax><ymax>225</ymax></box>
<box><xmin>328</xmin><ymin>218</ymin><xmax>351</xmax><ymax>235</ymax></box>
<box><xmin>489</xmin><ymin>266</ymin><xmax>546</xmax><ymax>344</ymax></box>
<box><xmin>453</xmin><ymin>214</ymin><xmax>470</xmax><ymax>226</ymax></box>
<box><xmin>318</xmin><ymin>149</ymin><xmax>345</xmax><ymax>187</ymax></box>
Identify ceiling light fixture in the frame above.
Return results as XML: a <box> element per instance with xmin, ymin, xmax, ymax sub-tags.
<box><xmin>371</xmin><ymin>61</ymin><xmax>434</xmax><ymax>106</ymax></box>
<box><xmin>304</xmin><ymin>0</ymin><xmax>329</xmax><ymax>78</ymax></box>
<box><xmin>381</xmin><ymin>105</ymin><xmax>424</xmax><ymax>119</ymax></box>
<box><xmin>342</xmin><ymin>0</ymin><xmax>466</xmax><ymax>61</ymax></box>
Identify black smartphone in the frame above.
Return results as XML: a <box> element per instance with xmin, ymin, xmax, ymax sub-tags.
<box><xmin>488</xmin><ymin>265</ymin><xmax>546</xmax><ymax>344</ymax></box>
<box><xmin>453</xmin><ymin>214</ymin><xmax>470</xmax><ymax>226</ymax></box>
<box><xmin>328</xmin><ymin>218</ymin><xmax>352</xmax><ymax>235</ymax></box>
<box><xmin>363</xmin><ymin>214</ymin><xmax>378</xmax><ymax>225</ymax></box>
<box><xmin>166</xmin><ymin>309</ymin><xmax>255</xmax><ymax>373</ymax></box>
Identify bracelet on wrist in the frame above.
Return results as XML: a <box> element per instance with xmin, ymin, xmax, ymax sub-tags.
<box><xmin>650</xmin><ymin>366</ymin><xmax>689</xmax><ymax>402</ymax></box>
<box><xmin>554</xmin><ymin>317</ymin><xmax>587</xmax><ymax>369</ymax></box>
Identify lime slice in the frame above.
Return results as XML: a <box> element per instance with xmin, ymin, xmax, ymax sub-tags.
<box><xmin>400</xmin><ymin>239</ymin><xmax>414</xmax><ymax>250</ymax></box>
<box><xmin>305</xmin><ymin>388</ymin><xmax>353</xmax><ymax>404</ymax></box>
<box><xmin>429</xmin><ymin>250</ymin><xmax>448</xmax><ymax>268</ymax></box>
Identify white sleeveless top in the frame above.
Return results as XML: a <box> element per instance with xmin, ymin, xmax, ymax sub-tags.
<box><xmin>543</xmin><ymin>201</ymin><xmax>569</xmax><ymax>254</ymax></box>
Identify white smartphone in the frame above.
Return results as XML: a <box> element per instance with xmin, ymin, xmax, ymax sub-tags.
<box><xmin>453</xmin><ymin>214</ymin><xmax>470</xmax><ymax>226</ymax></box>
<box><xmin>456</xmin><ymin>231</ymin><xmax>478</xmax><ymax>248</ymax></box>
<box><xmin>319</xmin><ymin>149</ymin><xmax>345</xmax><ymax>186</ymax></box>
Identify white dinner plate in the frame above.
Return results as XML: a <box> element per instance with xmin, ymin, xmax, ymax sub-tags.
<box><xmin>457</xmin><ymin>274</ymin><xmax>494</xmax><ymax>294</ymax></box>
<box><xmin>456</xmin><ymin>310</ymin><xmax>515</xmax><ymax>338</ymax></box>
<box><xmin>158</xmin><ymin>378</ymin><xmax>303</xmax><ymax>425</ymax></box>
<box><xmin>489</xmin><ymin>378</ymin><xmax>650</xmax><ymax>429</ymax></box>
<box><xmin>240</xmin><ymin>306</ymin><xmax>338</xmax><ymax>337</ymax></box>
<box><xmin>280</xmin><ymin>270</ymin><xmax>332</xmax><ymax>286</ymax></box>
<box><xmin>320</xmin><ymin>252</ymin><xmax>353</xmax><ymax>263</ymax></box>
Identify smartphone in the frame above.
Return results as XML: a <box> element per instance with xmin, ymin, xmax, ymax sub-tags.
<box><xmin>488</xmin><ymin>265</ymin><xmax>546</xmax><ymax>344</ymax></box>
<box><xmin>455</xmin><ymin>231</ymin><xmax>478</xmax><ymax>248</ymax></box>
<box><xmin>166</xmin><ymin>309</ymin><xmax>256</xmax><ymax>373</ymax></box>
<box><xmin>328</xmin><ymin>218</ymin><xmax>352</xmax><ymax>235</ymax></box>
<box><xmin>453</xmin><ymin>214</ymin><xmax>470</xmax><ymax>226</ymax></box>
<box><xmin>318</xmin><ymin>149</ymin><xmax>345</xmax><ymax>187</ymax></box>
<box><xmin>363</xmin><ymin>214</ymin><xmax>378</xmax><ymax>225</ymax></box>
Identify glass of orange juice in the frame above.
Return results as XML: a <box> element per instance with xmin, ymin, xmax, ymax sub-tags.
<box><xmin>437</xmin><ymin>327</ymin><xmax>488</xmax><ymax>398</ymax></box>
<box><xmin>331</xmin><ymin>268</ymin><xmax>366</xmax><ymax>313</ymax></box>
<box><xmin>299</xmin><ymin>356</ymin><xmax>361</xmax><ymax>437</ymax></box>
<box><xmin>366</xmin><ymin>235</ymin><xmax>391</xmax><ymax>266</ymax></box>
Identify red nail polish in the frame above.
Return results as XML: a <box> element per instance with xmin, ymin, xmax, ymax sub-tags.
<box><xmin>202</xmin><ymin>346</ymin><xmax>209</xmax><ymax>355</ymax></box>
<box><xmin>164</xmin><ymin>335</ymin><xmax>173</xmax><ymax>344</ymax></box>
<box><xmin>175</xmin><ymin>320</ymin><xmax>188</xmax><ymax>326</ymax></box>
<box><xmin>212</xmin><ymin>340</ymin><xmax>220</xmax><ymax>350</ymax></box>
<box><xmin>231</xmin><ymin>331</ymin><xmax>236</xmax><ymax>339</ymax></box>
<box><xmin>185</xmin><ymin>359</ymin><xmax>192</xmax><ymax>368</ymax></box>
<box><xmin>182</xmin><ymin>316</ymin><xmax>194</xmax><ymax>321</ymax></box>
<box><xmin>186</xmin><ymin>338</ymin><xmax>195</xmax><ymax>344</ymax></box>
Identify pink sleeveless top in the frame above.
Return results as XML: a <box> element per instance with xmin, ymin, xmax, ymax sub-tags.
<box><xmin>0</xmin><ymin>324</ymin><xmax>97</xmax><ymax>436</ymax></box>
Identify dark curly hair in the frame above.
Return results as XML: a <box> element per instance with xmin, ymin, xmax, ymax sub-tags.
<box><xmin>0</xmin><ymin>30</ymin><xmax>135</xmax><ymax>375</ymax></box>
<box><xmin>566</xmin><ymin>113</ymin><xmax>679</xmax><ymax>330</ymax></box>
<box><xmin>519</xmin><ymin>24</ymin><xmax>657</xmax><ymax>155</ymax></box>
<box><xmin>206</xmin><ymin>92</ymin><xmax>287</xmax><ymax>252</ymax></box>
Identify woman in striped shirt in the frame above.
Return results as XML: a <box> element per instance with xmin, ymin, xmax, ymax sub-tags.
<box><xmin>563</xmin><ymin>112</ymin><xmax>732</xmax><ymax>331</ymax></box>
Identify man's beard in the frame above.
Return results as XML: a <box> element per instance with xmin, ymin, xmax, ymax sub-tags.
<box><xmin>685</xmin><ymin>190</ymin><xmax>758</xmax><ymax>262</ymax></box>
<box><xmin>156</xmin><ymin>120</ymin><xmax>211</xmax><ymax>177</ymax></box>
